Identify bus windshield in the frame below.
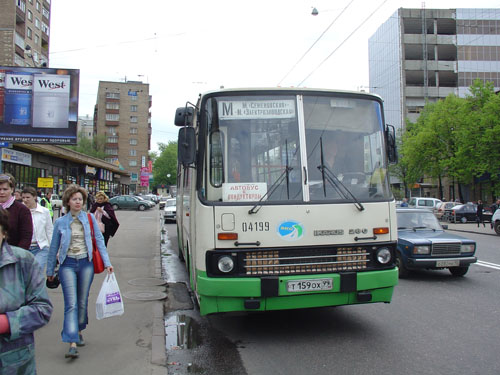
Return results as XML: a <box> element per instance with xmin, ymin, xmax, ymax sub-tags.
<box><xmin>204</xmin><ymin>93</ymin><xmax>392</xmax><ymax>203</ymax></box>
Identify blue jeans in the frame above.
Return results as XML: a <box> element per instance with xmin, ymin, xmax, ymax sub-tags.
<box><xmin>29</xmin><ymin>244</ymin><xmax>48</xmax><ymax>272</ymax></box>
<box><xmin>59</xmin><ymin>256</ymin><xmax>94</xmax><ymax>343</ymax></box>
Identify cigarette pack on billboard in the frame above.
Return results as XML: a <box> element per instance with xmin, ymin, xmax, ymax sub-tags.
<box><xmin>32</xmin><ymin>74</ymin><xmax>71</xmax><ymax>128</ymax></box>
<box><xmin>0</xmin><ymin>70</ymin><xmax>5</xmax><ymax>123</ymax></box>
<box><xmin>4</xmin><ymin>72</ymin><xmax>33</xmax><ymax>126</ymax></box>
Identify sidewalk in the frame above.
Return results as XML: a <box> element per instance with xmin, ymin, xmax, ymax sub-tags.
<box><xmin>444</xmin><ymin>221</ymin><xmax>498</xmax><ymax>236</ymax></box>
<box><xmin>35</xmin><ymin>209</ymin><xmax>167</xmax><ymax>375</ymax></box>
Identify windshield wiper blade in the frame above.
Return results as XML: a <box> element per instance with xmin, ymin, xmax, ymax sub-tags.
<box><xmin>412</xmin><ymin>226</ymin><xmax>434</xmax><ymax>231</ymax></box>
<box><xmin>317</xmin><ymin>138</ymin><xmax>364</xmax><ymax>211</ymax></box>
<box><xmin>248</xmin><ymin>166</ymin><xmax>293</xmax><ymax>215</ymax></box>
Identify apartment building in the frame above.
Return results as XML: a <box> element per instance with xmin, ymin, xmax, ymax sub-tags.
<box><xmin>95</xmin><ymin>80</ymin><xmax>152</xmax><ymax>193</ymax></box>
<box><xmin>369</xmin><ymin>8</ymin><xmax>500</xmax><ymax>132</ymax></box>
<box><xmin>77</xmin><ymin>114</ymin><xmax>94</xmax><ymax>140</ymax></box>
<box><xmin>0</xmin><ymin>0</ymin><xmax>51</xmax><ymax>67</ymax></box>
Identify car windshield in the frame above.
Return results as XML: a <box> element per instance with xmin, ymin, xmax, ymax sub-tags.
<box><xmin>166</xmin><ymin>200</ymin><xmax>175</xmax><ymax>207</ymax></box>
<box><xmin>397</xmin><ymin>211</ymin><xmax>442</xmax><ymax>230</ymax></box>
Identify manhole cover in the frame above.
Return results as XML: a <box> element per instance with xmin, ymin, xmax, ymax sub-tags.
<box><xmin>128</xmin><ymin>278</ymin><xmax>168</xmax><ymax>287</ymax></box>
<box><xmin>123</xmin><ymin>291</ymin><xmax>167</xmax><ymax>301</ymax></box>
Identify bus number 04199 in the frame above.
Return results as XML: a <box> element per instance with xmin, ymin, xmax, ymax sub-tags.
<box><xmin>242</xmin><ymin>222</ymin><xmax>270</xmax><ymax>232</ymax></box>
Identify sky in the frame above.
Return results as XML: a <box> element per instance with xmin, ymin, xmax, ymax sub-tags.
<box><xmin>49</xmin><ymin>0</ymin><xmax>500</xmax><ymax>152</ymax></box>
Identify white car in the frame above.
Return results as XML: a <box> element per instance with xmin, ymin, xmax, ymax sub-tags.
<box><xmin>408</xmin><ymin>197</ymin><xmax>442</xmax><ymax>213</ymax></box>
<box><xmin>164</xmin><ymin>198</ymin><xmax>176</xmax><ymax>223</ymax></box>
<box><xmin>50</xmin><ymin>194</ymin><xmax>62</xmax><ymax>209</ymax></box>
<box><xmin>492</xmin><ymin>209</ymin><xmax>500</xmax><ymax>235</ymax></box>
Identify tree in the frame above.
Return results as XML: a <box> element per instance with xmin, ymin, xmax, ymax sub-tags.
<box><xmin>152</xmin><ymin>141</ymin><xmax>177</xmax><ymax>186</ymax></box>
<box><xmin>66</xmin><ymin>131</ymin><xmax>107</xmax><ymax>160</ymax></box>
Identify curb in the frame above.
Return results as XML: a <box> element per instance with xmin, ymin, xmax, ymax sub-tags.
<box><xmin>151</xmin><ymin>209</ymin><xmax>167</xmax><ymax>368</ymax></box>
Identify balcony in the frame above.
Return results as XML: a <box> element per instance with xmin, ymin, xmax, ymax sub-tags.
<box><xmin>105</xmin><ymin>121</ymin><xmax>120</xmax><ymax>126</ymax></box>
<box><xmin>403</xmin><ymin>34</ymin><xmax>456</xmax><ymax>45</ymax></box>
<box><xmin>404</xmin><ymin>60</ymin><xmax>457</xmax><ymax>72</ymax></box>
<box><xmin>16</xmin><ymin>3</ymin><xmax>26</xmax><ymax>23</ymax></box>
<box><xmin>106</xmin><ymin>109</ymin><xmax>120</xmax><ymax>114</ymax></box>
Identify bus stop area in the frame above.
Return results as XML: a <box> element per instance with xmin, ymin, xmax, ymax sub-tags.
<box><xmin>34</xmin><ymin>210</ymin><xmax>168</xmax><ymax>375</ymax></box>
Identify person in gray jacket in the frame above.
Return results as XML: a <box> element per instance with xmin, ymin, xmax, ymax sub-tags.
<box><xmin>0</xmin><ymin>208</ymin><xmax>53</xmax><ymax>373</ymax></box>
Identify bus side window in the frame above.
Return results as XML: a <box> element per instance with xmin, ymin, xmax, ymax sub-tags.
<box><xmin>210</xmin><ymin>130</ymin><xmax>225</xmax><ymax>187</ymax></box>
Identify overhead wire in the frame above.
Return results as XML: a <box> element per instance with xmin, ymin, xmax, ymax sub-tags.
<box><xmin>298</xmin><ymin>0</ymin><xmax>390</xmax><ymax>87</ymax></box>
<box><xmin>277</xmin><ymin>0</ymin><xmax>356</xmax><ymax>86</ymax></box>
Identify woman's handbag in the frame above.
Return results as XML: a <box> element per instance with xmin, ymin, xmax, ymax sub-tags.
<box><xmin>95</xmin><ymin>209</ymin><xmax>106</xmax><ymax>233</ymax></box>
<box><xmin>46</xmin><ymin>265</ymin><xmax>60</xmax><ymax>289</ymax></box>
<box><xmin>88</xmin><ymin>213</ymin><xmax>105</xmax><ymax>274</ymax></box>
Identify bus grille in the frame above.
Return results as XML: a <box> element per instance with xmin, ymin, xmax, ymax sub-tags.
<box><xmin>431</xmin><ymin>243</ymin><xmax>461</xmax><ymax>256</ymax></box>
<box><xmin>243</xmin><ymin>247</ymin><xmax>369</xmax><ymax>276</ymax></box>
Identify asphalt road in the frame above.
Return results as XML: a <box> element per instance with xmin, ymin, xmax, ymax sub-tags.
<box><xmin>163</xmin><ymin>222</ymin><xmax>500</xmax><ymax>375</ymax></box>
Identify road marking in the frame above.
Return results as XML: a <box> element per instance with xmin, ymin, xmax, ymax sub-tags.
<box><xmin>475</xmin><ymin>260</ymin><xmax>500</xmax><ymax>270</ymax></box>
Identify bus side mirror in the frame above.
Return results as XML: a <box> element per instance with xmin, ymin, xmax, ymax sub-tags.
<box><xmin>174</xmin><ymin>107</ymin><xmax>194</xmax><ymax>127</ymax></box>
<box><xmin>178</xmin><ymin>127</ymin><xmax>196</xmax><ymax>166</ymax></box>
<box><xmin>386</xmin><ymin>124</ymin><xmax>397</xmax><ymax>164</ymax></box>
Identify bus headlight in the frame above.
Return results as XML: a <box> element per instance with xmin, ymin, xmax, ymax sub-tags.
<box><xmin>217</xmin><ymin>256</ymin><xmax>235</xmax><ymax>273</ymax></box>
<box><xmin>376</xmin><ymin>248</ymin><xmax>392</xmax><ymax>264</ymax></box>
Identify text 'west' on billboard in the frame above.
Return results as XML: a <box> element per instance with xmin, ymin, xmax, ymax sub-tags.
<box><xmin>0</xmin><ymin>66</ymin><xmax>79</xmax><ymax>144</ymax></box>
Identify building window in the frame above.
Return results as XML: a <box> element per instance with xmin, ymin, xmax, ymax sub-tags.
<box><xmin>36</xmin><ymin>1</ymin><xmax>40</xmax><ymax>11</ymax></box>
<box><xmin>27</xmin><ymin>10</ymin><xmax>32</xmax><ymax>21</ymax></box>
<box><xmin>105</xmin><ymin>92</ymin><xmax>120</xmax><ymax>99</ymax></box>
<box><xmin>105</xmin><ymin>148</ymin><xmax>118</xmax><ymax>156</ymax></box>
<box><xmin>42</xmin><ymin>7</ymin><xmax>49</xmax><ymax>19</ymax></box>
<box><xmin>129</xmin><ymin>160</ymin><xmax>137</xmax><ymax>167</ymax></box>
<box><xmin>105</xmin><ymin>157</ymin><xmax>118</xmax><ymax>164</ymax></box>
<box><xmin>129</xmin><ymin>149</ymin><xmax>137</xmax><ymax>156</ymax></box>
<box><xmin>107</xmin><ymin>137</ymin><xmax>118</xmax><ymax>143</ymax></box>
<box><xmin>105</xmin><ymin>114</ymin><xmax>119</xmax><ymax>121</ymax></box>
<box><xmin>106</xmin><ymin>126</ymin><xmax>117</xmax><ymax>135</ymax></box>
<box><xmin>17</xmin><ymin>0</ymin><xmax>26</xmax><ymax>12</ymax></box>
<box><xmin>131</xmin><ymin>95</ymin><xmax>138</xmax><ymax>101</ymax></box>
<box><xmin>130</xmin><ymin>105</ymin><xmax>138</xmax><ymax>112</ymax></box>
<box><xmin>35</xmin><ymin>18</ymin><xmax>40</xmax><ymax>29</ymax></box>
<box><xmin>34</xmin><ymin>35</ymin><xmax>39</xmax><ymax>46</ymax></box>
<box><xmin>105</xmin><ymin>102</ymin><xmax>119</xmax><ymax>110</ymax></box>
<box><xmin>41</xmin><ymin>22</ymin><xmax>49</xmax><ymax>35</ymax></box>
<box><xmin>130</xmin><ymin>116</ymin><xmax>138</xmax><ymax>123</ymax></box>
<box><xmin>130</xmin><ymin>127</ymin><xmax>138</xmax><ymax>134</ymax></box>
<box><xmin>27</xmin><ymin>28</ymin><xmax>32</xmax><ymax>39</ymax></box>
<box><xmin>129</xmin><ymin>139</ymin><xmax>138</xmax><ymax>146</ymax></box>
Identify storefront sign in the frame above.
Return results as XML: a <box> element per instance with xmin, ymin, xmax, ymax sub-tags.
<box><xmin>85</xmin><ymin>165</ymin><xmax>96</xmax><ymax>175</ymax></box>
<box><xmin>1</xmin><ymin>148</ymin><xmax>32</xmax><ymax>166</ymax></box>
<box><xmin>37</xmin><ymin>177</ymin><xmax>54</xmax><ymax>188</ymax></box>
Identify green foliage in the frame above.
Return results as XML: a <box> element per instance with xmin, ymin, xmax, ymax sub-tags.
<box><xmin>65</xmin><ymin>131</ymin><xmax>107</xmax><ymax>160</ymax></box>
<box><xmin>152</xmin><ymin>141</ymin><xmax>177</xmax><ymax>186</ymax></box>
<box><xmin>400</xmin><ymin>79</ymin><xmax>500</xmax><ymax>196</ymax></box>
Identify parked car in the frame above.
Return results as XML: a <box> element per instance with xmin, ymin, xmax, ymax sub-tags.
<box><xmin>136</xmin><ymin>195</ymin><xmax>156</xmax><ymax>207</ymax></box>
<box><xmin>396</xmin><ymin>208</ymin><xmax>477</xmax><ymax>277</ymax></box>
<box><xmin>159</xmin><ymin>196</ymin><xmax>170</xmax><ymax>210</ymax></box>
<box><xmin>491</xmin><ymin>209</ymin><xmax>500</xmax><ymax>235</ymax></box>
<box><xmin>163</xmin><ymin>198</ymin><xmax>176</xmax><ymax>223</ymax></box>
<box><xmin>408</xmin><ymin>197</ymin><xmax>442</xmax><ymax>212</ymax></box>
<box><xmin>50</xmin><ymin>194</ymin><xmax>62</xmax><ymax>209</ymax></box>
<box><xmin>444</xmin><ymin>203</ymin><xmax>493</xmax><ymax>223</ymax></box>
<box><xmin>144</xmin><ymin>194</ymin><xmax>160</xmax><ymax>204</ymax></box>
<box><xmin>435</xmin><ymin>201</ymin><xmax>457</xmax><ymax>220</ymax></box>
<box><xmin>110</xmin><ymin>195</ymin><xmax>151</xmax><ymax>211</ymax></box>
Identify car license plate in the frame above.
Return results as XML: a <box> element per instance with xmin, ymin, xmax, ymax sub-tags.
<box><xmin>436</xmin><ymin>260</ymin><xmax>460</xmax><ymax>267</ymax></box>
<box><xmin>287</xmin><ymin>278</ymin><xmax>333</xmax><ymax>293</ymax></box>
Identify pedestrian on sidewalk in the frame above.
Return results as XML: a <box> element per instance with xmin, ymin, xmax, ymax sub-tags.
<box><xmin>0</xmin><ymin>173</ymin><xmax>33</xmax><ymax>250</ymax></box>
<box><xmin>476</xmin><ymin>200</ymin><xmax>485</xmax><ymax>227</ymax></box>
<box><xmin>22</xmin><ymin>186</ymin><xmax>53</xmax><ymax>272</ymax></box>
<box><xmin>90</xmin><ymin>191</ymin><xmax>119</xmax><ymax>247</ymax></box>
<box><xmin>46</xmin><ymin>184</ymin><xmax>113</xmax><ymax>359</ymax></box>
<box><xmin>0</xmin><ymin>208</ymin><xmax>53</xmax><ymax>374</ymax></box>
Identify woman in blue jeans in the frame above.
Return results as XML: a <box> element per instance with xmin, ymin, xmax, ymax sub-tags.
<box><xmin>47</xmin><ymin>184</ymin><xmax>113</xmax><ymax>359</ymax></box>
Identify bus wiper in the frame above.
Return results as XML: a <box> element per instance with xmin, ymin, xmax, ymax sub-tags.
<box><xmin>248</xmin><ymin>166</ymin><xmax>293</xmax><ymax>215</ymax></box>
<box><xmin>317</xmin><ymin>138</ymin><xmax>364</xmax><ymax>212</ymax></box>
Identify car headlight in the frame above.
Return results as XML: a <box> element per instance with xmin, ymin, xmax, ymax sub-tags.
<box><xmin>376</xmin><ymin>248</ymin><xmax>392</xmax><ymax>264</ymax></box>
<box><xmin>413</xmin><ymin>245</ymin><xmax>430</xmax><ymax>255</ymax></box>
<box><xmin>217</xmin><ymin>256</ymin><xmax>235</xmax><ymax>273</ymax></box>
<box><xmin>460</xmin><ymin>244</ymin><xmax>475</xmax><ymax>253</ymax></box>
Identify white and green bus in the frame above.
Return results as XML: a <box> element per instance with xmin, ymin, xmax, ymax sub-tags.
<box><xmin>175</xmin><ymin>88</ymin><xmax>398</xmax><ymax>316</ymax></box>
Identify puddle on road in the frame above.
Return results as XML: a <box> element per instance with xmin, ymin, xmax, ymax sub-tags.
<box><xmin>165</xmin><ymin>314</ymin><xmax>202</xmax><ymax>350</ymax></box>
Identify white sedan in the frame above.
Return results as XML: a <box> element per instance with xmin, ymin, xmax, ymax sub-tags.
<box><xmin>164</xmin><ymin>198</ymin><xmax>176</xmax><ymax>223</ymax></box>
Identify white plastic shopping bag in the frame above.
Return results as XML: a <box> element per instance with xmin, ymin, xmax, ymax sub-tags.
<box><xmin>96</xmin><ymin>273</ymin><xmax>124</xmax><ymax>320</ymax></box>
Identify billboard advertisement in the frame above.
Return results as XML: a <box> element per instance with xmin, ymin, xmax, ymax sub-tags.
<box><xmin>0</xmin><ymin>66</ymin><xmax>79</xmax><ymax>144</ymax></box>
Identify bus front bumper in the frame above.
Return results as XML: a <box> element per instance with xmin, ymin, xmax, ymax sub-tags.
<box><xmin>195</xmin><ymin>268</ymin><xmax>398</xmax><ymax>315</ymax></box>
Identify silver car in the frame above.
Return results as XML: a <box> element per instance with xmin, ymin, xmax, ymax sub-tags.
<box><xmin>164</xmin><ymin>198</ymin><xmax>176</xmax><ymax>223</ymax></box>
